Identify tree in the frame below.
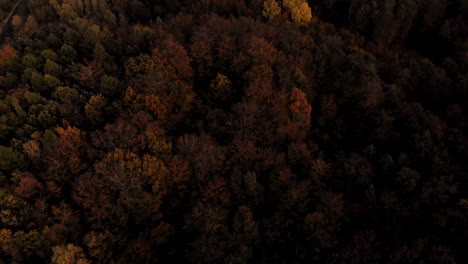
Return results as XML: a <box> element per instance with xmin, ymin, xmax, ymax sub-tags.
<box><xmin>246</xmin><ymin>37</ymin><xmax>278</xmax><ymax>66</ymax></box>
<box><xmin>123</xmin><ymin>87</ymin><xmax>167</xmax><ymax>120</ymax></box>
<box><xmin>206</xmin><ymin>73</ymin><xmax>234</xmax><ymax>104</ymax></box>
<box><xmin>99</xmin><ymin>75</ymin><xmax>121</xmax><ymax>97</ymax></box>
<box><xmin>0</xmin><ymin>45</ymin><xmax>16</xmax><ymax>67</ymax></box>
<box><xmin>23</xmin><ymin>15</ymin><xmax>39</xmax><ymax>33</ymax></box>
<box><xmin>84</xmin><ymin>94</ymin><xmax>107</xmax><ymax>126</ymax></box>
<box><xmin>59</xmin><ymin>44</ymin><xmax>77</xmax><ymax>63</ymax></box>
<box><xmin>90</xmin><ymin>112</ymin><xmax>155</xmax><ymax>152</ymax></box>
<box><xmin>40</xmin><ymin>49</ymin><xmax>58</xmax><ymax>61</ymax></box>
<box><xmin>93</xmin><ymin>43</ymin><xmax>111</xmax><ymax>63</ymax></box>
<box><xmin>283</xmin><ymin>0</ymin><xmax>312</xmax><ymax>24</ymax></box>
<box><xmin>0</xmin><ymin>225</ymin><xmax>49</xmax><ymax>261</ymax></box>
<box><xmin>52</xmin><ymin>86</ymin><xmax>84</xmax><ymax>123</ymax></box>
<box><xmin>23</xmin><ymin>139</ymin><xmax>41</xmax><ymax>163</ymax></box>
<box><xmin>262</xmin><ymin>0</ymin><xmax>281</xmax><ymax>20</ymax></box>
<box><xmin>152</xmin><ymin>36</ymin><xmax>193</xmax><ymax>80</ymax></box>
<box><xmin>125</xmin><ymin>55</ymin><xmax>158</xmax><ymax>76</ymax></box>
<box><xmin>51</xmin><ymin>244</ymin><xmax>91</xmax><ymax>264</ymax></box>
<box><xmin>45</xmin><ymin>127</ymin><xmax>88</xmax><ymax>183</ymax></box>
<box><xmin>292</xmin><ymin>2</ymin><xmax>312</xmax><ymax>23</ymax></box>
<box><xmin>0</xmin><ymin>146</ymin><xmax>26</xmax><ymax>172</ymax></box>
<box><xmin>44</xmin><ymin>74</ymin><xmax>62</xmax><ymax>90</ymax></box>
<box><xmin>12</xmin><ymin>15</ymin><xmax>24</xmax><ymax>31</ymax></box>
<box><xmin>22</xmin><ymin>54</ymin><xmax>40</xmax><ymax>69</ymax></box>
<box><xmin>30</xmin><ymin>72</ymin><xmax>47</xmax><ymax>93</ymax></box>
<box><xmin>289</xmin><ymin>87</ymin><xmax>312</xmax><ymax>127</ymax></box>
<box><xmin>44</xmin><ymin>59</ymin><xmax>62</xmax><ymax>77</ymax></box>
<box><xmin>76</xmin><ymin>60</ymin><xmax>104</xmax><ymax>89</ymax></box>
<box><xmin>73</xmin><ymin>149</ymin><xmax>168</xmax><ymax>226</ymax></box>
<box><xmin>396</xmin><ymin>167</ymin><xmax>421</xmax><ymax>192</ymax></box>
<box><xmin>13</xmin><ymin>172</ymin><xmax>43</xmax><ymax>199</ymax></box>
<box><xmin>304</xmin><ymin>192</ymin><xmax>345</xmax><ymax>252</ymax></box>
<box><xmin>83</xmin><ymin>231</ymin><xmax>114</xmax><ymax>261</ymax></box>
<box><xmin>167</xmin><ymin>155</ymin><xmax>190</xmax><ymax>190</ymax></box>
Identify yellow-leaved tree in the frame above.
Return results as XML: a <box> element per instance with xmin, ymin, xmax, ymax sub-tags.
<box><xmin>283</xmin><ymin>0</ymin><xmax>312</xmax><ymax>24</ymax></box>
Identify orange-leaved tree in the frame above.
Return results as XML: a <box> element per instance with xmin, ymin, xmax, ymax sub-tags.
<box><xmin>0</xmin><ymin>45</ymin><xmax>16</xmax><ymax>67</ymax></box>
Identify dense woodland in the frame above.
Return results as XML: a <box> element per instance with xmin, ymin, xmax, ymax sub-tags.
<box><xmin>0</xmin><ymin>0</ymin><xmax>467</xmax><ymax>263</ymax></box>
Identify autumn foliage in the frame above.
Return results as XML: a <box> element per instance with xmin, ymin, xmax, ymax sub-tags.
<box><xmin>0</xmin><ymin>45</ymin><xmax>16</xmax><ymax>67</ymax></box>
<box><xmin>0</xmin><ymin>0</ymin><xmax>466</xmax><ymax>263</ymax></box>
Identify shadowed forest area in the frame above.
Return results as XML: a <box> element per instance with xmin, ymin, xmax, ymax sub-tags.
<box><xmin>0</xmin><ymin>0</ymin><xmax>467</xmax><ymax>263</ymax></box>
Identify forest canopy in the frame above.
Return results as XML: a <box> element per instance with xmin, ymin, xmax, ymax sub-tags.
<box><xmin>0</xmin><ymin>0</ymin><xmax>467</xmax><ymax>263</ymax></box>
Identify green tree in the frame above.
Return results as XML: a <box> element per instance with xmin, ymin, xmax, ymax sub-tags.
<box><xmin>40</xmin><ymin>49</ymin><xmax>58</xmax><ymax>61</ymax></box>
<box><xmin>44</xmin><ymin>59</ymin><xmax>62</xmax><ymax>77</ymax></box>
<box><xmin>30</xmin><ymin>71</ymin><xmax>46</xmax><ymax>92</ymax></box>
<box><xmin>22</xmin><ymin>54</ymin><xmax>40</xmax><ymax>69</ymax></box>
<box><xmin>44</xmin><ymin>74</ymin><xmax>62</xmax><ymax>90</ymax></box>
<box><xmin>27</xmin><ymin>101</ymin><xmax>59</xmax><ymax>128</ymax></box>
<box><xmin>59</xmin><ymin>44</ymin><xmax>77</xmax><ymax>63</ymax></box>
<box><xmin>99</xmin><ymin>75</ymin><xmax>121</xmax><ymax>97</ymax></box>
<box><xmin>0</xmin><ymin>146</ymin><xmax>26</xmax><ymax>171</ymax></box>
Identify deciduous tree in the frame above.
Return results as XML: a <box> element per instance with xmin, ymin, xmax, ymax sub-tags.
<box><xmin>283</xmin><ymin>0</ymin><xmax>312</xmax><ymax>24</ymax></box>
<box><xmin>0</xmin><ymin>45</ymin><xmax>16</xmax><ymax>67</ymax></box>
<box><xmin>51</xmin><ymin>244</ymin><xmax>91</xmax><ymax>264</ymax></box>
<box><xmin>262</xmin><ymin>0</ymin><xmax>281</xmax><ymax>20</ymax></box>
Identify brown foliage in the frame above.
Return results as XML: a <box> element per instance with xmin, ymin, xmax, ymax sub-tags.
<box><xmin>152</xmin><ymin>36</ymin><xmax>193</xmax><ymax>80</ymax></box>
<box><xmin>76</xmin><ymin>60</ymin><xmax>104</xmax><ymax>89</ymax></box>
<box><xmin>46</xmin><ymin>127</ymin><xmax>88</xmax><ymax>182</ymax></box>
<box><xmin>14</xmin><ymin>173</ymin><xmax>43</xmax><ymax>199</ymax></box>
